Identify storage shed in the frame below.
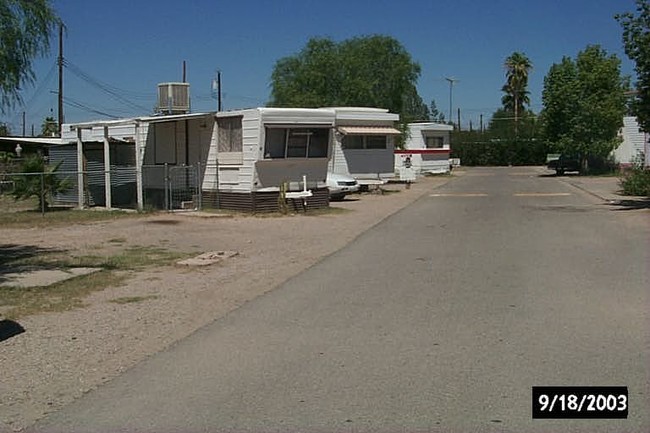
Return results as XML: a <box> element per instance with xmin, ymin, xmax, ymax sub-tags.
<box><xmin>395</xmin><ymin>122</ymin><xmax>453</xmax><ymax>175</ymax></box>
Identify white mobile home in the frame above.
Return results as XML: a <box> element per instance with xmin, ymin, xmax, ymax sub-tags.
<box><xmin>613</xmin><ymin>116</ymin><xmax>648</xmax><ymax>167</ymax></box>
<box><xmin>58</xmin><ymin>106</ymin><xmax>401</xmax><ymax>212</ymax></box>
<box><xmin>328</xmin><ymin>107</ymin><xmax>401</xmax><ymax>184</ymax></box>
<box><xmin>395</xmin><ymin>122</ymin><xmax>453</xmax><ymax>175</ymax></box>
<box><xmin>202</xmin><ymin>107</ymin><xmax>335</xmax><ymax>211</ymax></box>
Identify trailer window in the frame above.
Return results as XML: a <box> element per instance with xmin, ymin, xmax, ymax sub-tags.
<box><xmin>217</xmin><ymin>116</ymin><xmax>243</xmax><ymax>152</ymax></box>
<box><xmin>265</xmin><ymin>128</ymin><xmax>287</xmax><ymax>159</ymax></box>
<box><xmin>264</xmin><ymin>127</ymin><xmax>329</xmax><ymax>159</ymax></box>
<box><xmin>343</xmin><ymin>135</ymin><xmax>387</xmax><ymax>150</ymax></box>
<box><xmin>308</xmin><ymin>128</ymin><xmax>328</xmax><ymax>157</ymax></box>
<box><xmin>366</xmin><ymin>135</ymin><xmax>387</xmax><ymax>149</ymax></box>
<box><xmin>343</xmin><ymin>135</ymin><xmax>364</xmax><ymax>149</ymax></box>
<box><xmin>425</xmin><ymin>136</ymin><xmax>444</xmax><ymax>148</ymax></box>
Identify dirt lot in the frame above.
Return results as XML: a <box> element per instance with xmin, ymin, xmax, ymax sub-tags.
<box><xmin>0</xmin><ymin>176</ymin><xmax>453</xmax><ymax>432</ymax></box>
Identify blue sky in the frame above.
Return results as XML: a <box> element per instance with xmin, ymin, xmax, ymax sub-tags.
<box><xmin>2</xmin><ymin>0</ymin><xmax>639</xmax><ymax>134</ymax></box>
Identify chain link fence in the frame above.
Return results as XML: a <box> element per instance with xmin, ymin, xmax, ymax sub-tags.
<box><xmin>1</xmin><ymin>163</ymin><xmax>212</xmax><ymax>214</ymax></box>
<box><xmin>142</xmin><ymin>164</ymin><xmax>202</xmax><ymax>211</ymax></box>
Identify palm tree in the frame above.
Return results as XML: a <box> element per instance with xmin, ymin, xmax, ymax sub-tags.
<box><xmin>502</xmin><ymin>52</ymin><xmax>533</xmax><ymax>127</ymax></box>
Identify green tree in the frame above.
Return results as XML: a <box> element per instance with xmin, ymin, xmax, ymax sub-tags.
<box><xmin>616</xmin><ymin>0</ymin><xmax>650</xmax><ymax>132</ymax></box>
<box><xmin>541</xmin><ymin>45</ymin><xmax>628</xmax><ymax>172</ymax></box>
<box><xmin>12</xmin><ymin>154</ymin><xmax>70</xmax><ymax>211</ymax></box>
<box><xmin>487</xmin><ymin>108</ymin><xmax>543</xmax><ymax>165</ymax></box>
<box><xmin>429</xmin><ymin>99</ymin><xmax>446</xmax><ymax>123</ymax></box>
<box><xmin>40</xmin><ymin>115</ymin><xmax>57</xmax><ymax>136</ymax></box>
<box><xmin>270</xmin><ymin>35</ymin><xmax>426</xmax><ymax>121</ymax></box>
<box><xmin>0</xmin><ymin>0</ymin><xmax>59</xmax><ymax>113</ymax></box>
<box><xmin>0</xmin><ymin>122</ymin><xmax>10</xmax><ymax>136</ymax></box>
<box><xmin>501</xmin><ymin>52</ymin><xmax>533</xmax><ymax>126</ymax></box>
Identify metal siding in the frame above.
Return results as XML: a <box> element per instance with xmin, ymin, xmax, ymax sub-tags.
<box><xmin>260</xmin><ymin>108</ymin><xmax>336</xmax><ymax>125</ymax></box>
<box><xmin>330</xmin><ymin>141</ymin><xmax>350</xmax><ymax>175</ymax></box>
<box><xmin>49</xmin><ymin>145</ymin><xmax>80</xmax><ymax>204</ymax></box>
<box><xmin>254</xmin><ymin>159</ymin><xmax>329</xmax><ymax>190</ymax></box>
<box><xmin>344</xmin><ymin>148</ymin><xmax>395</xmax><ymax>179</ymax></box>
<box><xmin>617</xmin><ymin>117</ymin><xmax>646</xmax><ymax>164</ymax></box>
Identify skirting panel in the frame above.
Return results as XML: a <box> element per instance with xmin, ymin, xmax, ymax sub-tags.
<box><xmin>202</xmin><ymin>188</ymin><xmax>330</xmax><ymax>213</ymax></box>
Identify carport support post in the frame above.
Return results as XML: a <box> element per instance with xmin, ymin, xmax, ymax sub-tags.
<box><xmin>103</xmin><ymin>126</ymin><xmax>112</xmax><ymax>209</ymax></box>
<box><xmin>135</xmin><ymin>122</ymin><xmax>144</xmax><ymax>211</ymax></box>
<box><xmin>76</xmin><ymin>128</ymin><xmax>84</xmax><ymax>209</ymax></box>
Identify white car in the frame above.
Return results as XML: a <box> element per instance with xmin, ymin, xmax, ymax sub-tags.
<box><xmin>326</xmin><ymin>172</ymin><xmax>359</xmax><ymax>201</ymax></box>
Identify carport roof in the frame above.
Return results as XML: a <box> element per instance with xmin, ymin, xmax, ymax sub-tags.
<box><xmin>68</xmin><ymin>112</ymin><xmax>215</xmax><ymax>129</ymax></box>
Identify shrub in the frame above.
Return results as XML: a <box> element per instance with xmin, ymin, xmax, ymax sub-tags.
<box><xmin>12</xmin><ymin>155</ymin><xmax>72</xmax><ymax>210</ymax></box>
<box><xmin>619</xmin><ymin>154</ymin><xmax>650</xmax><ymax>196</ymax></box>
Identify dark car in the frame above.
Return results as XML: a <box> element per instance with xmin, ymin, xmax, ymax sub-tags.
<box><xmin>547</xmin><ymin>154</ymin><xmax>581</xmax><ymax>175</ymax></box>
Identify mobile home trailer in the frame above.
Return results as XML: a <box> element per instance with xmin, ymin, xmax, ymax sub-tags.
<box><xmin>395</xmin><ymin>122</ymin><xmax>453</xmax><ymax>176</ymax></box>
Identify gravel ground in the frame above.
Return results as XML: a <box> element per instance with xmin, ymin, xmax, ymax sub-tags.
<box><xmin>0</xmin><ymin>176</ymin><xmax>453</xmax><ymax>432</ymax></box>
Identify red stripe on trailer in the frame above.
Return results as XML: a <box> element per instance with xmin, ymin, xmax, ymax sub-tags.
<box><xmin>394</xmin><ymin>149</ymin><xmax>451</xmax><ymax>155</ymax></box>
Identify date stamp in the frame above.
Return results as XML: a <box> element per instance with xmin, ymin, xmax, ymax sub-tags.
<box><xmin>532</xmin><ymin>386</ymin><xmax>628</xmax><ymax>419</ymax></box>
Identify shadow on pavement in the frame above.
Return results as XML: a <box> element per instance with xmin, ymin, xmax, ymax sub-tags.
<box><xmin>0</xmin><ymin>244</ymin><xmax>66</xmax><ymax>283</ymax></box>
<box><xmin>537</xmin><ymin>173</ymin><xmax>581</xmax><ymax>178</ymax></box>
<box><xmin>607</xmin><ymin>198</ymin><xmax>650</xmax><ymax>211</ymax></box>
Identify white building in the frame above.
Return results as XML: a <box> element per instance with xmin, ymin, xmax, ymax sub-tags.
<box><xmin>394</xmin><ymin>122</ymin><xmax>453</xmax><ymax>175</ymax></box>
<box><xmin>613</xmin><ymin>116</ymin><xmax>648</xmax><ymax>167</ymax></box>
<box><xmin>58</xmin><ymin>106</ymin><xmax>402</xmax><ymax>212</ymax></box>
<box><xmin>327</xmin><ymin>107</ymin><xmax>401</xmax><ymax>185</ymax></box>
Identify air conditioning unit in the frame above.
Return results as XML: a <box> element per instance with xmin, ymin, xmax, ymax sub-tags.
<box><xmin>156</xmin><ymin>82</ymin><xmax>190</xmax><ymax>114</ymax></box>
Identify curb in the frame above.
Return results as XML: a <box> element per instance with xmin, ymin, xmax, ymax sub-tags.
<box><xmin>563</xmin><ymin>180</ymin><xmax>618</xmax><ymax>203</ymax></box>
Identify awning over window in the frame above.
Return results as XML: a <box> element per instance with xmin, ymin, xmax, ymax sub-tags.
<box><xmin>337</xmin><ymin>126</ymin><xmax>402</xmax><ymax>135</ymax></box>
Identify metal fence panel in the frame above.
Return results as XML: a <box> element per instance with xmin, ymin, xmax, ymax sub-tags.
<box><xmin>169</xmin><ymin>165</ymin><xmax>199</xmax><ymax>210</ymax></box>
<box><xmin>2</xmin><ymin>162</ymin><xmax>210</xmax><ymax>213</ymax></box>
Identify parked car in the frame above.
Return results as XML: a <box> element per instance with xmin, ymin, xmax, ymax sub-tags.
<box><xmin>547</xmin><ymin>154</ymin><xmax>581</xmax><ymax>175</ymax></box>
<box><xmin>326</xmin><ymin>172</ymin><xmax>359</xmax><ymax>201</ymax></box>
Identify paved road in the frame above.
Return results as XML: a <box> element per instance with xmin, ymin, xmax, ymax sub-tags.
<box><xmin>33</xmin><ymin>167</ymin><xmax>649</xmax><ymax>432</ymax></box>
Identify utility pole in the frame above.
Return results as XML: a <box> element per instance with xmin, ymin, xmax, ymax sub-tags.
<box><xmin>480</xmin><ymin>114</ymin><xmax>484</xmax><ymax>133</ymax></box>
<box><xmin>212</xmin><ymin>71</ymin><xmax>222</xmax><ymax>111</ymax></box>
<box><xmin>217</xmin><ymin>70</ymin><xmax>222</xmax><ymax>111</ymax></box>
<box><xmin>444</xmin><ymin>77</ymin><xmax>458</xmax><ymax>129</ymax></box>
<box><xmin>457</xmin><ymin>108</ymin><xmax>461</xmax><ymax>132</ymax></box>
<box><xmin>22</xmin><ymin>112</ymin><xmax>26</xmax><ymax>136</ymax></box>
<box><xmin>57</xmin><ymin>23</ymin><xmax>64</xmax><ymax>136</ymax></box>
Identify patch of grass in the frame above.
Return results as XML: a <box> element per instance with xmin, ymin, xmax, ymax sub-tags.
<box><xmin>109</xmin><ymin>295</ymin><xmax>159</xmax><ymax>305</ymax></box>
<box><xmin>195</xmin><ymin>208</ymin><xmax>240</xmax><ymax>217</ymax></box>
<box><xmin>0</xmin><ymin>194</ymin><xmax>38</xmax><ymax>213</ymax></box>
<box><xmin>108</xmin><ymin>238</ymin><xmax>127</xmax><ymax>244</ymax></box>
<box><xmin>104</xmin><ymin>246</ymin><xmax>189</xmax><ymax>269</ymax></box>
<box><xmin>0</xmin><ymin>206</ymin><xmax>147</xmax><ymax>229</ymax></box>
<box><xmin>0</xmin><ymin>246</ymin><xmax>192</xmax><ymax>319</ymax></box>
<box><xmin>0</xmin><ymin>270</ymin><xmax>128</xmax><ymax>319</ymax></box>
<box><xmin>304</xmin><ymin>206</ymin><xmax>352</xmax><ymax>216</ymax></box>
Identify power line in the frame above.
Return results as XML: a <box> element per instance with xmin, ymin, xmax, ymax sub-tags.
<box><xmin>63</xmin><ymin>96</ymin><xmax>121</xmax><ymax>119</ymax></box>
<box><xmin>63</xmin><ymin>60</ymin><xmax>153</xmax><ymax>112</ymax></box>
